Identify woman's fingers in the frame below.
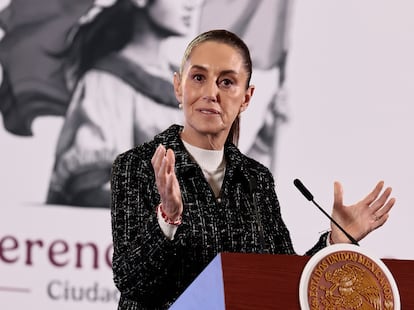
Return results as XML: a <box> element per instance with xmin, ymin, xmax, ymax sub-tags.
<box><xmin>152</xmin><ymin>145</ymin><xmax>168</xmax><ymax>190</ymax></box>
<box><xmin>333</xmin><ymin>181</ymin><xmax>343</xmax><ymax>208</ymax></box>
<box><xmin>372</xmin><ymin>197</ymin><xmax>396</xmax><ymax>224</ymax></box>
<box><xmin>151</xmin><ymin>145</ymin><xmax>181</xmax><ymax>206</ymax></box>
<box><xmin>151</xmin><ymin>144</ymin><xmax>166</xmax><ymax>171</ymax></box>
<box><xmin>361</xmin><ymin>181</ymin><xmax>385</xmax><ymax>206</ymax></box>
<box><xmin>363</xmin><ymin>183</ymin><xmax>395</xmax><ymax>227</ymax></box>
<box><xmin>369</xmin><ymin>186</ymin><xmax>393</xmax><ymax>212</ymax></box>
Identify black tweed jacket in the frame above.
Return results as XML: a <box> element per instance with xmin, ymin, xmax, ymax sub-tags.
<box><xmin>111</xmin><ymin>124</ymin><xmax>328</xmax><ymax>309</ymax></box>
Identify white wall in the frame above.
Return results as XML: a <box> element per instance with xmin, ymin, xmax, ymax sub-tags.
<box><xmin>277</xmin><ymin>0</ymin><xmax>414</xmax><ymax>258</ymax></box>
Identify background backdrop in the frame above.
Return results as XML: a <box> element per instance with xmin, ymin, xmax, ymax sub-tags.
<box><xmin>1</xmin><ymin>0</ymin><xmax>413</xmax><ymax>309</ymax></box>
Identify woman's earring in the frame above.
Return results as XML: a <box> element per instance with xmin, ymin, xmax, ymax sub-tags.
<box><xmin>178</xmin><ymin>103</ymin><xmax>183</xmax><ymax>109</ymax></box>
<box><xmin>133</xmin><ymin>0</ymin><xmax>148</xmax><ymax>8</ymax></box>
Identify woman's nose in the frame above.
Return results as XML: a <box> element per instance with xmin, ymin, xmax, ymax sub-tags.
<box><xmin>202</xmin><ymin>80</ymin><xmax>219</xmax><ymax>102</ymax></box>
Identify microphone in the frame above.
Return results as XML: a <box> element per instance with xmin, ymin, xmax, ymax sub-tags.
<box><xmin>293</xmin><ymin>178</ymin><xmax>359</xmax><ymax>246</ymax></box>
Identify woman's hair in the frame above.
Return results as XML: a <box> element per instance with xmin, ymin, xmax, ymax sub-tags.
<box><xmin>180</xmin><ymin>29</ymin><xmax>253</xmax><ymax>146</ymax></box>
<box><xmin>63</xmin><ymin>0</ymin><xmax>138</xmax><ymax>81</ymax></box>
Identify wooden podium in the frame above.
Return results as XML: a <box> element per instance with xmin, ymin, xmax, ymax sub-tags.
<box><xmin>170</xmin><ymin>253</ymin><xmax>414</xmax><ymax>309</ymax></box>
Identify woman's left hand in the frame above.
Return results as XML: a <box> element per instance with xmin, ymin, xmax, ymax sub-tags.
<box><xmin>330</xmin><ymin>181</ymin><xmax>396</xmax><ymax>244</ymax></box>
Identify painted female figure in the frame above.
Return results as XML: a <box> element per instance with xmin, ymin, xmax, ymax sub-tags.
<box><xmin>46</xmin><ymin>0</ymin><xmax>202</xmax><ymax>207</ymax></box>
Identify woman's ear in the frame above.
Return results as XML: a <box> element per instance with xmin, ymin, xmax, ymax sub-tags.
<box><xmin>240</xmin><ymin>85</ymin><xmax>255</xmax><ymax>113</ymax></box>
<box><xmin>173</xmin><ymin>72</ymin><xmax>183</xmax><ymax>103</ymax></box>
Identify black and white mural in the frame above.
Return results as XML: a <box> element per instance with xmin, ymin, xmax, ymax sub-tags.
<box><xmin>0</xmin><ymin>0</ymin><xmax>289</xmax><ymax>209</ymax></box>
<box><xmin>0</xmin><ymin>0</ymin><xmax>413</xmax><ymax>309</ymax></box>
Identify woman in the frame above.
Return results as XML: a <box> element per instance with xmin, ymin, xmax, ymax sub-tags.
<box><xmin>47</xmin><ymin>0</ymin><xmax>202</xmax><ymax>207</ymax></box>
<box><xmin>110</xmin><ymin>30</ymin><xmax>395</xmax><ymax>309</ymax></box>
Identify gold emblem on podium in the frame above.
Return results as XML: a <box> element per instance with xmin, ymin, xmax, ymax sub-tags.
<box><xmin>299</xmin><ymin>244</ymin><xmax>400</xmax><ymax>310</ymax></box>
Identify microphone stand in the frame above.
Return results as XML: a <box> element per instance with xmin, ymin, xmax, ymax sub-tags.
<box><xmin>293</xmin><ymin>179</ymin><xmax>359</xmax><ymax>246</ymax></box>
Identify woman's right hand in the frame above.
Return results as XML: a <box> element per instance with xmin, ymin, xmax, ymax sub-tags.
<box><xmin>151</xmin><ymin>144</ymin><xmax>183</xmax><ymax>221</ymax></box>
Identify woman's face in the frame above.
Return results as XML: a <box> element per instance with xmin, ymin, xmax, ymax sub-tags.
<box><xmin>174</xmin><ymin>41</ymin><xmax>254</xmax><ymax>148</ymax></box>
<box><xmin>146</xmin><ymin>0</ymin><xmax>202</xmax><ymax>36</ymax></box>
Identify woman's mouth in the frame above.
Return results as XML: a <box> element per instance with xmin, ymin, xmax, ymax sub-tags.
<box><xmin>198</xmin><ymin>108</ymin><xmax>220</xmax><ymax>115</ymax></box>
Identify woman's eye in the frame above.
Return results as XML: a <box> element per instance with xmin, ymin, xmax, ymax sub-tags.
<box><xmin>220</xmin><ymin>79</ymin><xmax>233</xmax><ymax>87</ymax></box>
<box><xmin>192</xmin><ymin>74</ymin><xmax>204</xmax><ymax>82</ymax></box>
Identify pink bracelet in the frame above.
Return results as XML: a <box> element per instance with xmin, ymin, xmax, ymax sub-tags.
<box><xmin>157</xmin><ymin>203</ymin><xmax>182</xmax><ymax>226</ymax></box>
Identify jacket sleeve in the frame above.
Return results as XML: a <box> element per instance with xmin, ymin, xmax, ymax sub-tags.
<box><xmin>110</xmin><ymin>151</ymin><xmax>185</xmax><ymax>307</ymax></box>
<box><xmin>305</xmin><ymin>231</ymin><xmax>330</xmax><ymax>256</ymax></box>
<box><xmin>260</xmin><ymin>169</ymin><xmax>296</xmax><ymax>255</ymax></box>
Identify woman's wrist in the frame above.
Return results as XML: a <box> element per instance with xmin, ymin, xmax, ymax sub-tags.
<box><xmin>329</xmin><ymin>231</ymin><xmax>335</xmax><ymax>245</ymax></box>
<box><xmin>157</xmin><ymin>203</ymin><xmax>182</xmax><ymax>226</ymax></box>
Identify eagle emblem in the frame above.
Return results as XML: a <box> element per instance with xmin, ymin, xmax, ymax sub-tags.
<box><xmin>322</xmin><ymin>263</ymin><xmax>392</xmax><ymax>309</ymax></box>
